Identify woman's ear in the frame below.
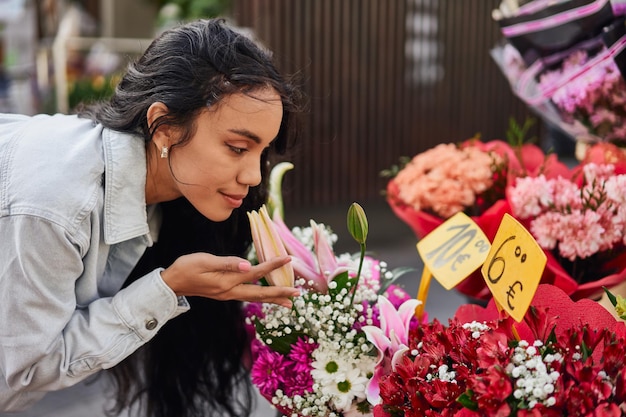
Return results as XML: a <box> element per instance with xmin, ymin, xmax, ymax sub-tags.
<box><xmin>147</xmin><ymin>102</ymin><xmax>171</xmax><ymax>150</ymax></box>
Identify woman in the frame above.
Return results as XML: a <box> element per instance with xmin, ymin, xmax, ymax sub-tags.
<box><xmin>0</xmin><ymin>18</ymin><xmax>303</xmax><ymax>417</ymax></box>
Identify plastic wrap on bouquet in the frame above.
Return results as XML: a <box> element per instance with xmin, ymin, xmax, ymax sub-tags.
<box><xmin>492</xmin><ymin>16</ymin><xmax>626</xmax><ymax>146</ymax></box>
<box><xmin>495</xmin><ymin>0</ymin><xmax>618</xmax><ymax>65</ymax></box>
<box><xmin>387</xmin><ymin>179</ymin><xmax>511</xmax><ymax>301</ymax></box>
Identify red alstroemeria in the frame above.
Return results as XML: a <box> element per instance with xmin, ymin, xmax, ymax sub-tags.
<box><xmin>468</xmin><ymin>365</ymin><xmax>512</xmax><ymax>415</ymax></box>
<box><xmin>374</xmin><ymin>284</ymin><xmax>626</xmax><ymax>416</ymax></box>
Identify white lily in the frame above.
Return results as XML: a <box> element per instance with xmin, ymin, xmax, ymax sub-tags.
<box><xmin>247</xmin><ymin>205</ymin><xmax>294</xmax><ymax>287</ymax></box>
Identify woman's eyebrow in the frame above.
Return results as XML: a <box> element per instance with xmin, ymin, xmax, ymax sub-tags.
<box><xmin>228</xmin><ymin>128</ymin><xmax>261</xmax><ymax>144</ymax></box>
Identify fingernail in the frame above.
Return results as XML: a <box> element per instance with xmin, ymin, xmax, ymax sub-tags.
<box><xmin>281</xmin><ymin>300</ymin><xmax>293</xmax><ymax>308</ymax></box>
<box><xmin>238</xmin><ymin>261</ymin><xmax>251</xmax><ymax>272</ymax></box>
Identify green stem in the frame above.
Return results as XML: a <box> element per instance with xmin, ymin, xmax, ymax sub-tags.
<box><xmin>350</xmin><ymin>243</ymin><xmax>366</xmax><ymax>307</ymax></box>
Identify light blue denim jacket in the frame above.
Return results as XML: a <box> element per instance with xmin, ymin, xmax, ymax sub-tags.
<box><xmin>0</xmin><ymin>113</ymin><xmax>189</xmax><ymax>411</ymax></box>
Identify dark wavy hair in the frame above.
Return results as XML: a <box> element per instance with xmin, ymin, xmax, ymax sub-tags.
<box><xmin>78</xmin><ymin>18</ymin><xmax>303</xmax><ymax>417</ymax></box>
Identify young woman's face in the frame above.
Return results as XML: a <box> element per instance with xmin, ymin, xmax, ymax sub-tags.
<box><xmin>168</xmin><ymin>88</ymin><xmax>283</xmax><ymax>221</ymax></box>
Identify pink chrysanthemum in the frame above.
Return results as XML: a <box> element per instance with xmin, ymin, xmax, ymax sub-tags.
<box><xmin>250</xmin><ymin>346</ymin><xmax>288</xmax><ymax>397</ymax></box>
<box><xmin>288</xmin><ymin>337</ymin><xmax>317</xmax><ymax>373</ymax></box>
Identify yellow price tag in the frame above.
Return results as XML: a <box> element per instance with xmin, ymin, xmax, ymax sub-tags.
<box><xmin>416</xmin><ymin>212</ymin><xmax>491</xmax><ymax>290</ymax></box>
<box><xmin>481</xmin><ymin>213</ymin><xmax>547</xmax><ymax>323</ymax></box>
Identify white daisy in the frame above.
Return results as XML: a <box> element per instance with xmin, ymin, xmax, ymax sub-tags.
<box><xmin>323</xmin><ymin>366</ymin><xmax>370</xmax><ymax>411</ymax></box>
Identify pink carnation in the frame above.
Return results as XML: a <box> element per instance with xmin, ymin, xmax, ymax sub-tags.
<box><xmin>509</xmin><ymin>163</ymin><xmax>626</xmax><ymax>261</ymax></box>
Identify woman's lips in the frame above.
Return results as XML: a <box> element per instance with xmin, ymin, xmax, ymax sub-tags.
<box><xmin>222</xmin><ymin>192</ymin><xmax>246</xmax><ymax>208</ymax></box>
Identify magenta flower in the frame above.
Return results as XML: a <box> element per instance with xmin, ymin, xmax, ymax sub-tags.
<box><xmin>250</xmin><ymin>346</ymin><xmax>288</xmax><ymax>397</ymax></box>
<box><xmin>287</xmin><ymin>337</ymin><xmax>317</xmax><ymax>373</ymax></box>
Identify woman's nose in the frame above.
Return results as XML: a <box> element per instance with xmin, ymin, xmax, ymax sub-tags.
<box><xmin>238</xmin><ymin>158</ymin><xmax>262</xmax><ymax>186</ymax></box>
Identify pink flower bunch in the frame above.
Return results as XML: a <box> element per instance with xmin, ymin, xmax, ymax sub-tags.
<box><xmin>372</xmin><ymin>285</ymin><xmax>626</xmax><ymax>417</ymax></box>
<box><xmin>392</xmin><ymin>140</ymin><xmax>507</xmax><ymax>218</ymax></box>
<box><xmin>538</xmin><ymin>48</ymin><xmax>626</xmax><ymax>145</ymax></box>
<box><xmin>508</xmin><ymin>162</ymin><xmax>626</xmax><ymax>284</ymax></box>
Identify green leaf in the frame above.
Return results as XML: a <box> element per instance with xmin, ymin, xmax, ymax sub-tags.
<box><xmin>580</xmin><ymin>333</ymin><xmax>593</xmax><ymax>361</ymax></box>
<box><xmin>379</xmin><ymin>156</ymin><xmax>411</xmax><ymax>179</ymax></box>
<box><xmin>603</xmin><ymin>286</ymin><xmax>618</xmax><ymax>307</ymax></box>
<box><xmin>329</xmin><ymin>271</ymin><xmax>357</xmax><ymax>298</ymax></box>
<box><xmin>505</xmin><ymin>116</ymin><xmax>536</xmax><ymax>147</ymax></box>
<box><xmin>378</xmin><ymin>267</ymin><xmax>416</xmax><ymax>294</ymax></box>
<box><xmin>253</xmin><ymin>318</ymin><xmax>305</xmax><ymax>355</ymax></box>
<box><xmin>456</xmin><ymin>391</ymin><xmax>478</xmax><ymax>410</ymax></box>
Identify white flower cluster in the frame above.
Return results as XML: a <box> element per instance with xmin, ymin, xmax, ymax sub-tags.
<box><xmin>291</xmin><ymin>223</ymin><xmax>338</xmax><ymax>250</ymax></box>
<box><xmin>462</xmin><ymin>321</ymin><xmax>491</xmax><ymax>339</ymax></box>
<box><xmin>508</xmin><ymin>340</ymin><xmax>561</xmax><ymax>409</ymax></box>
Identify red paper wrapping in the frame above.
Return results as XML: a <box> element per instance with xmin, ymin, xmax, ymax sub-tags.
<box><xmin>387</xmin><ymin>141</ymin><xmax>625</xmax><ymax>302</ymax></box>
<box><xmin>454</xmin><ymin>284</ymin><xmax>623</xmax><ymax>350</ymax></box>
<box><xmin>387</xmin><ymin>179</ymin><xmax>511</xmax><ymax>301</ymax></box>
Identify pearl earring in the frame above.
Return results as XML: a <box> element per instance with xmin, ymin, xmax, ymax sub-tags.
<box><xmin>160</xmin><ymin>146</ymin><xmax>169</xmax><ymax>159</ymax></box>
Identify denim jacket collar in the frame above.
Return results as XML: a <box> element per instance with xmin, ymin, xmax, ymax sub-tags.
<box><xmin>101</xmin><ymin>128</ymin><xmax>152</xmax><ymax>245</ymax></box>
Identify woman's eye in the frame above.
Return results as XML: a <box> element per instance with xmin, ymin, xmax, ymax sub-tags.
<box><xmin>228</xmin><ymin>145</ymin><xmax>248</xmax><ymax>155</ymax></box>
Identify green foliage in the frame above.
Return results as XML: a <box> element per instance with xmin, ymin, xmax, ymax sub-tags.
<box><xmin>68</xmin><ymin>73</ymin><xmax>120</xmax><ymax>110</ymax></box>
<box><xmin>253</xmin><ymin>317</ymin><xmax>305</xmax><ymax>355</ymax></box>
<box><xmin>379</xmin><ymin>156</ymin><xmax>411</xmax><ymax>180</ymax></box>
<box><xmin>328</xmin><ymin>271</ymin><xmax>358</xmax><ymax>299</ymax></box>
<box><xmin>377</xmin><ymin>266</ymin><xmax>415</xmax><ymax>295</ymax></box>
<box><xmin>505</xmin><ymin>116</ymin><xmax>536</xmax><ymax>147</ymax></box>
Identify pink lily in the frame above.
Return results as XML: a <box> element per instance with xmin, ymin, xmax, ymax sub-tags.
<box><xmin>247</xmin><ymin>205</ymin><xmax>294</xmax><ymax>287</ymax></box>
<box><xmin>362</xmin><ymin>296</ymin><xmax>421</xmax><ymax>404</ymax></box>
<box><xmin>272</xmin><ymin>215</ymin><xmax>349</xmax><ymax>293</ymax></box>
<box><xmin>271</xmin><ymin>214</ymin><xmax>317</xmax><ymax>272</ymax></box>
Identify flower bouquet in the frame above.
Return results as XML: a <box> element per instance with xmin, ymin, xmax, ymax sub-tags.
<box><xmin>491</xmin><ymin>1</ymin><xmax>626</xmax><ymax>151</ymax></box>
<box><xmin>507</xmin><ymin>144</ymin><xmax>626</xmax><ymax>300</ymax></box>
<box><xmin>245</xmin><ymin>202</ymin><xmax>419</xmax><ymax>417</ymax></box>
<box><xmin>384</xmin><ymin>125</ymin><xmax>570</xmax><ymax>300</ymax></box>
<box><xmin>535</xmin><ymin>38</ymin><xmax>626</xmax><ymax>150</ymax></box>
<box><xmin>371</xmin><ymin>284</ymin><xmax>626</xmax><ymax>416</ymax></box>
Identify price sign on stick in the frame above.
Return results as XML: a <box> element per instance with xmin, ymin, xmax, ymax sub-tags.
<box><xmin>481</xmin><ymin>213</ymin><xmax>547</xmax><ymax>323</ymax></box>
<box><xmin>416</xmin><ymin>212</ymin><xmax>491</xmax><ymax>290</ymax></box>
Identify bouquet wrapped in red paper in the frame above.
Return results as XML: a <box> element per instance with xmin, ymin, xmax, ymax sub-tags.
<box><xmin>370</xmin><ymin>284</ymin><xmax>626</xmax><ymax>417</ymax></box>
<box><xmin>385</xmin><ymin>128</ymin><xmax>570</xmax><ymax>300</ymax></box>
<box><xmin>507</xmin><ymin>142</ymin><xmax>626</xmax><ymax>300</ymax></box>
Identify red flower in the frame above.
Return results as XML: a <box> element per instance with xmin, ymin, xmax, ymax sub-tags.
<box><xmin>468</xmin><ymin>365</ymin><xmax>512</xmax><ymax>413</ymax></box>
<box><xmin>375</xmin><ymin>285</ymin><xmax>626</xmax><ymax>416</ymax></box>
<box><xmin>580</xmin><ymin>142</ymin><xmax>626</xmax><ymax>175</ymax></box>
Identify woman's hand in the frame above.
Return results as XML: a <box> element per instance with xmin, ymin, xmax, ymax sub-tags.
<box><xmin>160</xmin><ymin>253</ymin><xmax>300</xmax><ymax>308</ymax></box>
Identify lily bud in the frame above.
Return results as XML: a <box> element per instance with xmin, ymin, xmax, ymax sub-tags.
<box><xmin>267</xmin><ymin>162</ymin><xmax>294</xmax><ymax>219</ymax></box>
<box><xmin>347</xmin><ymin>202</ymin><xmax>368</xmax><ymax>245</ymax></box>
<box><xmin>247</xmin><ymin>205</ymin><xmax>294</xmax><ymax>287</ymax></box>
